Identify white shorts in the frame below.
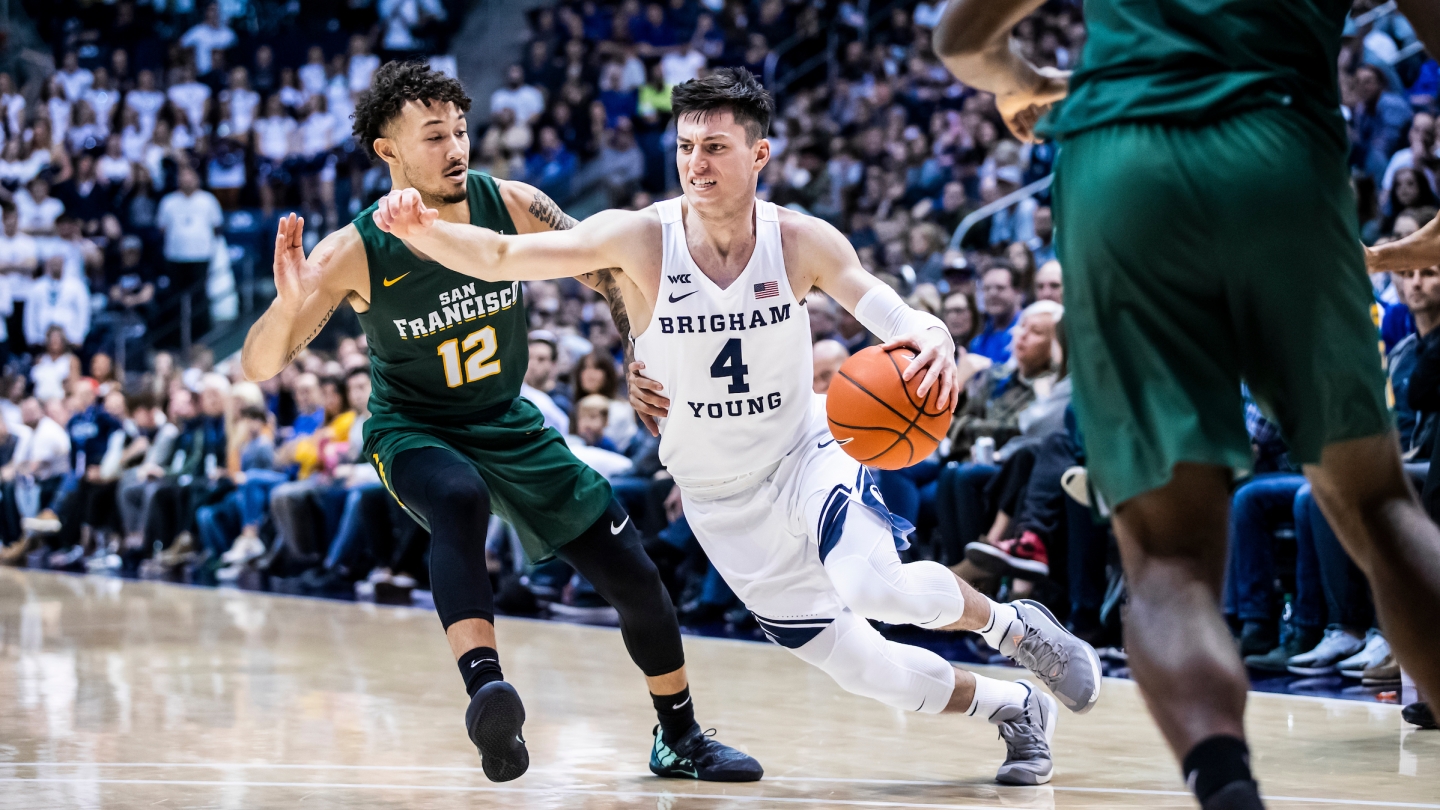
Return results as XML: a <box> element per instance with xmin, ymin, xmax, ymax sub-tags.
<box><xmin>678</xmin><ymin>405</ymin><xmax>911</xmax><ymax>648</ymax></box>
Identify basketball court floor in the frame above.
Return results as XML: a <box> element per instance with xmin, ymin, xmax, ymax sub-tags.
<box><xmin>1</xmin><ymin>568</ymin><xmax>1435</xmax><ymax>810</ymax></box>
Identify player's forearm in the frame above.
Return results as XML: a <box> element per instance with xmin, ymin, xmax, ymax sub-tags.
<box><xmin>409</xmin><ymin>220</ymin><xmax>515</xmax><ymax>281</ymax></box>
<box><xmin>933</xmin><ymin>0</ymin><xmax>1049</xmax><ymax>94</ymax></box>
<box><xmin>1366</xmin><ymin>234</ymin><xmax>1440</xmax><ymax>274</ymax></box>
<box><xmin>240</xmin><ymin>298</ymin><xmax>304</xmax><ymax>382</ymax></box>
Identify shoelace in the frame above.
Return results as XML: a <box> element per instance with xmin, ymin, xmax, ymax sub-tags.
<box><xmin>1014</xmin><ymin>621</ymin><xmax>1070</xmax><ymax>682</ymax></box>
<box><xmin>678</xmin><ymin>728</ymin><xmax>731</xmax><ymax>765</ymax></box>
<box><xmin>997</xmin><ymin>719</ymin><xmax>1047</xmax><ymax>760</ymax></box>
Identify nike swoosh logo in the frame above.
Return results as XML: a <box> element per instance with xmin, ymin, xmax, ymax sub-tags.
<box><xmin>668</xmin><ymin>290</ymin><xmax>698</xmax><ymax>303</ymax></box>
<box><xmin>383</xmin><ymin>272</ymin><xmax>410</xmax><ymax>286</ymax></box>
<box><xmin>671</xmin><ymin>695</ymin><xmax>691</xmax><ymax>710</ymax></box>
<box><xmin>470</xmin><ymin>658</ymin><xmax>496</xmax><ymax>668</ymax></box>
<box><xmin>610</xmin><ymin>516</ymin><xmax>630</xmax><ymax>535</ymax></box>
<box><xmin>817</xmin><ymin>439</ymin><xmax>836</xmax><ymax>449</ymax></box>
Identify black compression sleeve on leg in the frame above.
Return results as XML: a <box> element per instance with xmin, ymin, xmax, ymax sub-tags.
<box><xmin>557</xmin><ymin>498</ymin><xmax>687</xmax><ymax>677</ymax></box>
<box><xmin>390</xmin><ymin>447</ymin><xmax>496</xmax><ymax>629</ymax></box>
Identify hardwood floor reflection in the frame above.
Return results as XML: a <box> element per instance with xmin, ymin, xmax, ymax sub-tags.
<box><xmin>0</xmin><ymin>569</ymin><xmax>1435</xmax><ymax>809</ymax></box>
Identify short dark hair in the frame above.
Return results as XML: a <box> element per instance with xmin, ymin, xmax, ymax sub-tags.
<box><xmin>981</xmin><ymin>261</ymin><xmax>1023</xmax><ymax>291</ymax></box>
<box><xmin>670</xmin><ymin>67</ymin><xmax>773</xmax><ymax>143</ymax></box>
<box><xmin>352</xmin><ymin>61</ymin><xmax>472</xmax><ymax>160</ymax></box>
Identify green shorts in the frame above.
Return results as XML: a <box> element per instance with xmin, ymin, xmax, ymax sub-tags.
<box><xmin>363</xmin><ymin>397</ymin><xmax>612</xmax><ymax>563</ymax></box>
<box><xmin>1052</xmin><ymin>106</ymin><xmax>1391</xmax><ymax>508</ymax></box>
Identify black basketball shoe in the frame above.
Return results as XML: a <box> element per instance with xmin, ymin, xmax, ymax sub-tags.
<box><xmin>648</xmin><ymin>725</ymin><xmax>764</xmax><ymax>782</ymax></box>
<box><xmin>466</xmin><ymin>681</ymin><xmax>529</xmax><ymax>782</ymax></box>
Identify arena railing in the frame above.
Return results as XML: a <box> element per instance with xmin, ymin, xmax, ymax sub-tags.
<box><xmin>946</xmin><ymin>174</ymin><xmax>1054</xmax><ymax>251</ymax></box>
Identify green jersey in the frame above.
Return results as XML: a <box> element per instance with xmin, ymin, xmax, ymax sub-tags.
<box><xmin>353</xmin><ymin>171</ymin><xmax>529</xmax><ymax>423</ymax></box>
<box><xmin>1038</xmin><ymin>0</ymin><xmax>1351</xmax><ymax>148</ymax></box>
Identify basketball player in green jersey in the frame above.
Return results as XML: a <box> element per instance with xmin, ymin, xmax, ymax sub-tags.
<box><xmin>240</xmin><ymin>61</ymin><xmax>761</xmax><ymax>785</ymax></box>
<box><xmin>936</xmin><ymin>2</ymin><xmax>1440</xmax><ymax>808</ymax></box>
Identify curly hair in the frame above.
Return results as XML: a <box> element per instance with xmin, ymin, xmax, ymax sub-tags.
<box><xmin>352</xmin><ymin>61</ymin><xmax>472</xmax><ymax>160</ymax></box>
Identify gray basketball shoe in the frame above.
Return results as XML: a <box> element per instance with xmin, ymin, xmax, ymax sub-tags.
<box><xmin>997</xmin><ymin>599</ymin><xmax>1103</xmax><ymax>714</ymax></box>
<box><xmin>992</xmin><ymin>680</ymin><xmax>1058</xmax><ymax>786</ymax></box>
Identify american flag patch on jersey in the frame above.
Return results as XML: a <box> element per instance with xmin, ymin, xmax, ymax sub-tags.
<box><xmin>754</xmin><ymin>281</ymin><xmax>779</xmax><ymax>299</ymax></box>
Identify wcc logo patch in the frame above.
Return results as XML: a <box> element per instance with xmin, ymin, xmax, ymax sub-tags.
<box><xmin>667</xmin><ymin>274</ymin><xmax>692</xmax><ymax>284</ymax></box>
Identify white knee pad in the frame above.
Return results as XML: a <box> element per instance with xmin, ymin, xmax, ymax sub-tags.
<box><xmin>792</xmin><ymin>611</ymin><xmax>956</xmax><ymax>714</ymax></box>
<box><xmin>824</xmin><ymin>504</ymin><xmax>965</xmax><ymax>629</ymax></box>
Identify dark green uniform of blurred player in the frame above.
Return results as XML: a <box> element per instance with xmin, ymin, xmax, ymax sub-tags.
<box><xmin>935</xmin><ymin>0</ymin><xmax>1440</xmax><ymax>807</ymax></box>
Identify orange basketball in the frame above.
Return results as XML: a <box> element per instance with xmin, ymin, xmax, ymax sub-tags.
<box><xmin>825</xmin><ymin>345</ymin><xmax>953</xmax><ymax>470</ymax></box>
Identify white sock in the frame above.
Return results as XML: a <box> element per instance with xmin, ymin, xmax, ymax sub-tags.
<box><xmin>966</xmin><ymin>674</ymin><xmax>1030</xmax><ymax>722</ymax></box>
<box><xmin>977</xmin><ymin>599</ymin><xmax>1019</xmax><ymax>649</ymax></box>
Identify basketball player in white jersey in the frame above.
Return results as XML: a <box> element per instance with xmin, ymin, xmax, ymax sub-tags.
<box><xmin>370</xmin><ymin>68</ymin><xmax>1102</xmax><ymax>785</ymax></box>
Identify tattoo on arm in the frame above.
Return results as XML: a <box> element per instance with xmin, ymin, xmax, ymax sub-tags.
<box><xmin>282</xmin><ymin>302</ymin><xmax>340</xmax><ymax>365</ymax></box>
<box><xmin>591</xmin><ymin>268</ymin><xmax>635</xmax><ymax>367</ymax></box>
<box><xmin>528</xmin><ymin>190</ymin><xmax>578</xmax><ymax>231</ymax></box>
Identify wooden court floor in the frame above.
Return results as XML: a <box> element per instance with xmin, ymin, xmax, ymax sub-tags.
<box><xmin>0</xmin><ymin>569</ymin><xmax>1435</xmax><ymax>810</ymax></box>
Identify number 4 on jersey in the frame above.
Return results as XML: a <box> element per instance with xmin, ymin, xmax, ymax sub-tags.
<box><xmin>710</xmin><ymin>338</ymin><xmax>750</xmax><ymax>394</ymax></box>
<box><xmin>437</xmin><ymin>325</ymin><xmax>502</xmax><ymax>387</ymax></box>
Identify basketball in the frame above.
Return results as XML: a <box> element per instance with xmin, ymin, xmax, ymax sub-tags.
<box><xmin>825</xmin><ymin>345</ymin><xmax>954</xmax><ymax>470</ymax></box>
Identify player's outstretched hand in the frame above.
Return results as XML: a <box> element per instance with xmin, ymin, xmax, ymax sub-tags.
<box><xmin>273</xmin><ymin>213</ymin><xmax>321</xmax><ymax>313</ymax></box>
<box><xmin>883</xmin><ymin>328</ymin><xmax>959</xmax><ymax>412</ymax></box>
<box><xmin>1367</xmin><ymin>212</ymin><xmax>1440</xmax><ymax>273</ymax></box>
<box><xmin>996</xmin><ymin>67</ymin><xmax>1070</xmax><ymax>144</ymax></box>
<box><xmin>373</xmin><ymin>188</ymin><xmax>439</xmax><ymax>240</ymax></box>
<box><xmin>628</xmin><ymin>361</ymin><xmax>669</xmax><ymax>437</ymax></box>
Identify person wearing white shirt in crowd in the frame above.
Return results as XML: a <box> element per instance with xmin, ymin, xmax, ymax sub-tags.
<box><xmin>55</xmin><ymin>52</ymin><xmax>94</xmax><ymax>102</ymax></box>
<box><xmin>38</xmin><ymin>216</ymin><xmax>103</xmax><ymax>283</ymax></box>
<box><xmin>167</xmin><ymin>66</ymin><xmax>211</xmax><ymax>140</ymax></box>
<box><xmin>42</xmin><ymin>77</ymin><xmax>71</xmax><ymax>145</ymax></box>
<box><xmin>0</xmin><ymin>141</ymin><xmax>43</xmax><ymax>188</ymax></box>
<box><xmin>181</xmin><ymin>3</ymin><xmax>237</xmax><ymax>76</ymax></box>
<box><xmin>220</xmin><ymin>66</ymin><xmax>259</xmax><ymax>135</ymax></box>
<box><xmin>380</xmin><ymin>0</ymin><xmax>447</xmax><ymax>53</ymax></box>
<box><xmin>252</xmin><ymin>95</ymin><xmax>297</xmax><ymax>216</ymax></box>
<box><xmin>490</xmin><ymin>64</ymin><xmax>546</xmax><ymax>125</ymax></box>
<box><xmin>0</xmin><ymin>207</ymin><xmax>38</xmax><ymax>332</ymax></box>
<box><xmin>125</xmin><ymin>71</ymin><xmax>166</xmax><ymax>135</ymax></box>
<box><xmin>25</xmin><ymin>259</ymin><xmax>89</xmax><ymax>350</ymax></box>
<box><xmin>0</xmin><ymin>73</ymin><xmax>25</xmax><ymax>138</ymax></box>
<box><xmin>277</xmin><ymin>67</ymin><xmax>307</xmax><ymax>112</ymax></box>
<box><xmin>325</xmin><ymin>55</ymin><xmax>356</xmax><ymax>133</ymax></box>
<box><xmin>15</xmin><ymin>177</ymin><xmax>64</xmax><ymax>236</ymax></box>
<box><xmin>298</xmin><ymin>46</ymin><xmax>329</xmax><ymax>98</ymax></box>
<box><xmin>13</xmin><ymin>395</ymin><xmax>71</xmax><ymax>482</ymax></box>
<box><xmin>66</xmin><ymin>102</ymin><xmax>106</xmax><ymax>154</ymax></box>
<box><xmin>347</xmin><ymin>35</ymin><xmax>379</xmax><ymax>95</ymax></box>
<box><xmin>0</xmin><ymin>229</ymin><xmax>15</xmax><ymax>365</ymax></box>
<box><xmin>661</xmin><ymin>42</ymin><xmax>706</xmax><ymax>86</ymax></box>
<box><xmin>156</xmin><ymin>166</ymin><xmax>223</xmax><ymax>337</ymax></box>
<box><xmin>82</xmin><ymin>68</ymin><xmax>118</xmax><ymax>136</ymax></box>
<box><xmin>296</xmin><ymin>96</ymin><xmax>339</xmax><ymax>227</ymax></box>
<box><xmin>97</xmin><ymin>134</ymin><xmax>132</xmax><ymax>184</ymax></box>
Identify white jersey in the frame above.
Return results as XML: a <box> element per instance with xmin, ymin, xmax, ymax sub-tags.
<box><xmin>634</xmin><ymin>197</ymin><xmax>813</xmax><ymax>483</ymax></box>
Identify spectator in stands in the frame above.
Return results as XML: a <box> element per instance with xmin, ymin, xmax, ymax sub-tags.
<box><xmin>934</xmin><ymin>301</ymin><xmax>1060</xmax><ymax>565</ymax></box>
<box><xmin>1029</xmin><ymin>206</ymin><xmax>1056</xmax><ymax>265</ymax></box>
<box><xmin>1353</xmin><ymin>64</ymin><xmax>1414</xmax><ymax>181</ymax></box>
<box><xmin>157</xmin><ymin>166</ymin><xmax>223</xmax><ymax>340</ymax></box>
<box><xmin>942</xmin><ymin>290</ymin><xmax>980</xmax><ymax>350</ymax></box>
<box><xmin>522</xmin><ymin>330</ymin><xmax>571</xmax><ymax>433</ymax></box>
<box><xmin>572</xmin><ymin>393</ymin><xmax>619</xmax><ymax>452</ymax></box>
<box><xmin>1034</xmin><ymin>260</ymin><xmax>1063</xmax><ymax>304</ymax></box>
<box><xmin>812</xmin><ymin>339</ymin><xmax>849</xmax><ymax>394</ymax></box>
<box><xmin>969</xmin><ymin>264</ymin><xmax>1022</xmax><ymax>362</ymax></box>
<box><xmin>26</xmin><ymin>260</ymin><xmax>89</xmax><ymax>352</ymax></box>
<box><xmin>16</xmin><ymin>177</ymin><xmax>64</xmax><ymax>236</ymax></box>
<box><xmin>492</xmin><ymin>63</ymin><xmax>547</xmax><ymax>126</ymax></box>
<box><xmin>526</xmin><ymin>126</ymin><xmax>579</xmax><ymax>203</ymax></box>
<box><xmin>182</xmin><ymin>4</ymin><xmax>237</xmax><ymax>77</ymax></box>
<box><xmin>1383</xmin><ymin>112</ymin><xmax>1437</xmax><ymax>195</ymax></box>
<box><xmin>1383</xmin><ymin>168</ymin><xmax>1439</xmax><ymax>233</ymax></box>
<box><xmin>573</xmin><ymin>349</ymin><xmax>635</xmax><ymax>451</ymax></box>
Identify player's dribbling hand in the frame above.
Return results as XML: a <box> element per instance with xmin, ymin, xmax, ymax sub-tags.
<box><xmin>883</xmin><ymin>328</ymin><xmax>959</xmax><ymax>412</ymax></box>
<box><xmin>628</xmin><ymin>361</ymin><xmax>669</xmax><ymax>437</ymax></box>
<box><xmin>996</xmin><ymin>67</ymin><xmax>1070</xmax><ymax>144</ymax></box>
<box><xmin>373</xmin><ymin>188</ymin><xmax>440</xmax><ymax>240</ymax></box>
<box><xmin>273</xmin><ymin>213</ymin><xmax>321</xmax><ymax>313</ymax></box>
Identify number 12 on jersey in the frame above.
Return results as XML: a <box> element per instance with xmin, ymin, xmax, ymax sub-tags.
<box><xmin>437</xmin><ymin>325</ymin><xmax>502</xmax><ymax>388</ymax></box>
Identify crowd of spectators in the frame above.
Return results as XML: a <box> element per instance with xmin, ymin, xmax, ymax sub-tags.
<box><xmin>0</xmin><ymin>0</ymin><xmax>1433</xmax><ymax>725</ymax></box>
